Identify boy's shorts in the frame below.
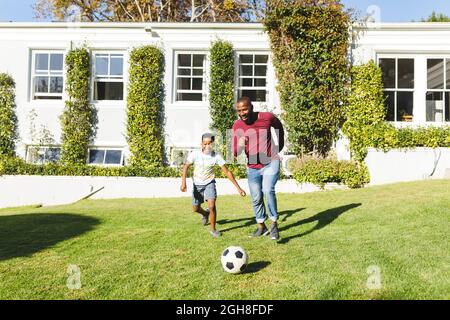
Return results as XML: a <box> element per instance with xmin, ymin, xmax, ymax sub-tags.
<box><xmin>192</xmin><ymin>180</ymin><xmax>217</xmax><ymax>205</ymax></box>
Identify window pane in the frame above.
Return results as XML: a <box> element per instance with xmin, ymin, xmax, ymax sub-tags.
<box><xmin>110</xmin><ymin>56</ymin><xmax>123</xmax><ymax>76</ymax></box>
<box><xmin>89</xmin><ymin>150</ymin><xmax>105</xmax><ymax>164</ymax></box>
<box><xmin>178</xmin><ymin>68</ymin><xmax>191</xmax><ymax>76</ymax></box>
<box><xmin>254</xmin><ymin>78</ymin><xmax>266</xmax><ymax>87</ymax></box>
<box><xmin>177</xmin><ymin>93</ymin><xmax>202</xmax><ymax>101</ymax></box>
<box><xmin>427</xmin><ymin>59</ymin><xmax>444</xmax><ymax>89</ymax></box>
<box><xmin>193</xmin><ymin>55</ymin><xmax>204</xmax><ymax>67</ymax></box>
<box><xmin>50</xmin><ymin>76</ymin><xmax>63</xmax><ymax>93</ymax></box>
<box><xmin>178</xmin><ymin>54</ymin><xmax>191</xmax><ymax>67</ymax></box>
<box><xmin>379</xmin><ymin>58</ymin><xmax>395</xmax><ymax>88</ymax></box>
<box><xmin>240</xmin><ymin>65</ymin><xmax>253</xmax><ymax>76</ymax></box>
<box><xmin>50</xmin><ymin>54</ymin><xmax>63</xmax><ymax>71</ymax></box>
<box><xmin>239</xmin><ymin>89</ymin><xmax>266</xmax><ymax>102</ymax></box>
<box><xmin>35</xmin><ymin>54</ymin><xmax>48</xmax><ymax>71</ymax></box>
<box><xmin>397</xmin><ymin>91</ymin><xmax>413</xmax><ymax>122</ymax></box>
<box><xmin>384</xmin><ymin>91</ymin><xmax>395</xmax><ymax>121</ymax></box>
<box><xmin>255</xmin><ymin>65</ymin><xmax>267</xmax><ymax>77</ymax></box>
<box><xmin>192</xmin><ymin>78</ymin><xmax>203</xmax><ymax>90</ymax></box>
<box><xmin>239</xmin><ymin>55</ymin><xmax>253</xmax><ymax>63</ymax></box>
<box><xmin>255</xmin><ymin>55</ymin><xmax>268</xmax><ymax>63</ymax></box>
<box><xmin>397</xmin><ymin>59</ymin><xmax>414</xmax><ymax>89</ymax></box>
<box><xmin>426</xmin><ymin>91</ymin><xmax>444</xmax><ymax>122</ymax></box>
<box><xmin>95</xmin><ymin>82</ymin><xmax>124</xmax><ymax>100</ymax></box>
<box><xmin>95</xmin><ymin>56</ymin><xmax>109</xmax><ymax>76</ymax></box>
<box><xmin>35</xmin><ymin>76</ymin><xmax>49</xmax><ymax>93</ymax></box>
<box><xmin>177</xmin><ymin>78</ymin><xmax>191</xmax><ymax>90</ymax></box>
<box><xmin>192</xmin><ymin>68</ymin><xmax>203</xmax><ymax>76</ymax></box>
<box><xmin>45</xmin><ymin>148</ymin><xmax>61</xmax><ymax>162</ymax></box>
<box><xmin>239</xmin><ymin>78</ymin><xmax>253</xmax><ymax>87</ymax></box>
<box><xmin>446</xmin><ymin>92</ymin><xmax>450</xmax><ymax>122</ymax></box>
<box><xmin>105</xmin><ymin>150</ymin><xmax>122</xmax><ymax>164</ymax></box>
<box><xmin>446</xmin><ymin>60</ymin><xmax>450</xmax><ymax>89</ymax></box>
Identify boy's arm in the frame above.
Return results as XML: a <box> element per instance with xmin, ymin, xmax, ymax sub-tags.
<box><xmin>221</xmin><ymin>165</ymin><xmax>246</xmax><ymax>197</ymax></box>
<box><xmin>180</xmin><ymin>163</ymin><xmax>191</xmax><ymax>192</ymax></box>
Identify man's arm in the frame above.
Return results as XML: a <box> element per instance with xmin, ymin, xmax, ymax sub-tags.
<box><xmin>271</xmin><ymin>115</ymin><xmax>285</xmax><ymax>152</ymax></box>
<box><xmin>221</xmin><ymin>165</ymin><xmax>246</xmax><ymax>197</ymax></box>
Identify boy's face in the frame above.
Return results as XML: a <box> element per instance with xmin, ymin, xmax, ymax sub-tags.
<box><xmin>201</xmin><ymin>138</ymin><xmax>214</xmax><ymax>154</ymax></box>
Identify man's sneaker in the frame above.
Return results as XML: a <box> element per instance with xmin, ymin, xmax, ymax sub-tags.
<box><xmin>270</xmin><ymin>223</ymin><xmax>280</xmax><ymax>241</ymax></box>
<box><xmin>250</xmin><ymin>225</ymin><xmax>269</xmax><ymax>238</ymax></box>
<box><xmin>201</xmin><ymin>209</ymin><xmax>210</xmax><ymax>226</ymax></box>
<box><xmin>210</xmin><ymin>230</ymin><xmax>221</xmax><ymax>238</ymax></box>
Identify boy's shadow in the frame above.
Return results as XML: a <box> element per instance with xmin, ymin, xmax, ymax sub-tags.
<box><xmin>277</xmin><ymin>203</ymin><xmax>361</xmax><ymax>244</ymax></box>
<box><xmin>218</xmin><ymin>208</ymin><xmax>305</xmax><ymax>233</ymax></box>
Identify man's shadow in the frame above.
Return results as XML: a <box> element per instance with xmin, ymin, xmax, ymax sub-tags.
<box><xmin>277</xmin><ymin>203</ymin><xmax>361</xmax><ymax>244</ymax></box>
<box><xmin>218</xmin><ymin>207</ymin><xmax>305</xmax><ymax>233</ymax></box>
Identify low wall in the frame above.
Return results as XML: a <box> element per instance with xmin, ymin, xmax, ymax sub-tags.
<box><xmin>0</xmin><ymin>176</ymin><xmax>344</xmax><ymax>209</ymax></box>
<box><xmin>365</xmin><ymin>147</ymin><xmax>450</xmax><ymax>185</ymax></box>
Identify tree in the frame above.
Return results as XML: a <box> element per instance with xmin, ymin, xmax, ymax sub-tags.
<box><xmin>420</xmin><ymin>11</ymin><xmax>450</xmax><ymax>22</ymax></box>
<box><xmin>34</xmin><ymin>0</ymin><xmax>255</xmax><ymax>22</ymax></box>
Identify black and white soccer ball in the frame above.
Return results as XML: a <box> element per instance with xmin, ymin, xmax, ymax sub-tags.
<box><xmin>221</xmin><ymin>246</ymin><xmax>249</xmax><ymax>274</ymax></box>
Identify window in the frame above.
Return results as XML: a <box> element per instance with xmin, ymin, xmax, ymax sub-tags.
<box><xmin>426</xmin><ymin>58</ymin><xmax>450</xmax><ymax>122</ymax></box>
<box><xmin>26</xmin><ymin>146</ymin><xmax>61</xmax><ymax>164</ymax></box>
<box><xmin>32</xmin><ymin>52</ymin><xmax>64</xmax><ymax>100</ymax></box>
<box><xmin>88</xmin><ymin>148</ymin><xmax>124</xmax><ymax>166</ymax></box>
<box><xmin>379</xmin><ymin>58</ymin><xmax>415</xmax><ymax>122</ymax></box>
<box><xmin>237</xmin><ymin>54</ymin><xmax>268</xmax><ymax>102</ymax></box>
<box><xmin>93</xmin><ymin>53</ymin><xmax>124</xmax><ymax>101</ymax></box>
<box><xmin>175</xmin><ymin>53</ymin><xmax>206</xmax><ymax>102</ymax></box>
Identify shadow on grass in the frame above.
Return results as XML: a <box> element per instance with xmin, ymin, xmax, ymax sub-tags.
<box><xmin>278</xmin><ymin>203</ymin><xmax>362</xmax><ymax>244</ymax></box>
<box><xmin>0</xmin><ymin>213</ymin><xmax>100</xmax><ymax>261</ymax></box>
<box><xmin>243</xmin><ymin>261</ymin><xmax>271</xmax><ymax>274</ymax></box>
<box><xmin>218</xmin><ymin>208</ymin><xmax>305</xmax><ymax>233</ymax></box>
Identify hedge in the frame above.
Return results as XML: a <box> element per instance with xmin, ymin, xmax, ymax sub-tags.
<box><xmin>0</xmin><ymin>73</ymin><xmax>18</xmax><ymax>158</ymax></box>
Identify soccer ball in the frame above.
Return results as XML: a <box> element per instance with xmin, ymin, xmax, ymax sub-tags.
<box><xmin>221</xmin><ymin>246</ymin><xmax>249</xmax><ymax>274</ymax></box>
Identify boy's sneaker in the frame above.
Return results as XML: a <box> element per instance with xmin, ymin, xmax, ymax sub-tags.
<box><xmin>250</xmin><ymin>225</ymin><xmax>269</xmax><ymax>237</ymax></box>
<box><xmin>270</xmin><ymin>223</ymin><xmax>280</xmax><ymax>241</ymax></box>
<box><xmin>201</xmin><ymin>209</ymin><xmax>210</xmax><ymax>226</ymax></box>
<box><xmin>210</xmin><ymin>230</ymin><xmax>221</xmax><ymax>238</ymax></box>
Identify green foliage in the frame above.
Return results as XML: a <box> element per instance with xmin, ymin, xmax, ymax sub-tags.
<box><xmin>263</xmin><ymin>0</ymin><xmax>351</xmax><ymax>157</ymax></box>
<box><xmin>60</xmin><ymin>47</ymin><xmax>97</xmax><ymax>165</ymax></box>
<box><xmin>290</xmin><ymin>156</ymin><xmax>369</xmax><ymax>189</ymax></box>
<box><xmin>127</xmin><ymin>45</ymin><xmax>165</xmax><ymax>167</ymax></box>
<box><xmin>0</xmin><ymin>73</ymin><xmax>18</xmax><ymax>158</ymax></box>
<box><xmin>343</xmin><ymin>60</ymin><xmax>386</xmax><ymax>162</ymax></box>
<box><xmin>420</xmin><ymin>11</ymin><xmax>450</xmax><ymax>22</ymax></box>
<box><xmin>0</xmin><ymin>156</ymin><xmax>179</xmax><ymax>177</ymax></box>
<box><xmin>209</xmin><ymin>40</ymin><xmax>236</xmax><ymax>155</ymax></box>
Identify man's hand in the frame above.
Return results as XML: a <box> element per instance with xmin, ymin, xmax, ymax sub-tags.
<box><xmin>237</xmin><ymin>188</ymin><xmax>246</xmax><ymax>197</ymax></box>
<box><xmin>180</xmin><ymin>183</ymin><xmax>187</xmax><ymax>192</ymax></box>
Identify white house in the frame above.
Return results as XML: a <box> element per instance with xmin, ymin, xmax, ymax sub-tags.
<box><xmin>0</xmin><ymin>22</ymin><xmax>449</xmax><ymax>172</ymax></box>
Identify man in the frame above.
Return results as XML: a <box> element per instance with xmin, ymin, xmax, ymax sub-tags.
<box><xmin>232</xmin><ymin>96</ymin><xmax>285</xmax><ymax>240</ymax></box>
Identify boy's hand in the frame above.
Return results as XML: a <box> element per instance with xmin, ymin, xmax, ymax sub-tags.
<box><xmin>237</xmin><ymin>188</ymin><xmax>246</xmax><ymax>197</ymax></box>
<box><xmin>180</xmin><ymin>183</ymin><xmax>187</xmax><ymax>192</ymax></box>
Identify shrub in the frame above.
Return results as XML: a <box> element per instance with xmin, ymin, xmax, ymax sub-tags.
<box><xmin>0</xmin><ymin>73</ymin><xmax>18</xmax><ymax>158</ymax></box>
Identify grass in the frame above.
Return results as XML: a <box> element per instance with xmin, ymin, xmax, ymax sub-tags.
<box><xmin>0</xmin><ymin>180</ymin><xmax>449</xmax><ymax>300</ymax></box>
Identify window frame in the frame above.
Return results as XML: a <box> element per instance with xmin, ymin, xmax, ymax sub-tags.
<box><xmin>30</xmin><ymin>50</ymin><xmax>65</xmax><ymax>101</ymax></box>
<box><xmin>236</xmin><ymin>52</ymin><xmax>270</xmax><ymax>104</ymax></box>
<box><xmin>173</xmin><ymin>51</ymin><xmax>208</xmax><ymax>105</ymax></box>
<box><xmin>25</xmin><ymin>145</ymin><xmax>61</xmax><ymax>164</ymax></box>
<box><xmin>425</xmin><ymin>57</ymin><xmax>450</xmax><ymax>123</ymax></box>
<box><xmin>91</xmin><ymin>51</ymin><xmax>126</xmax><ymax>103</ymax></box>
<box><xmin>87</xmin><ymin>147</ymin><xmax>125</xmax><ymax>167</ymax></box>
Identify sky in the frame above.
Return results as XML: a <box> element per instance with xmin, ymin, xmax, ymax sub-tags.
<box><xmin>0</xmin><ymin>0</ymin><xmax>449</xmax><ymax>22</ymax></box>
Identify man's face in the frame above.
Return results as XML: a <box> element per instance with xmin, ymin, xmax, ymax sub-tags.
<box><xmin>236</xmin><ymin>101</ymin><xmax>253</xmax><ymax>122</ymax></box>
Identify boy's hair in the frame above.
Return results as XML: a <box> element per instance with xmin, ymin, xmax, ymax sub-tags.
<box><xmin>201</xmin><ymin>133</ymin><xmax>215</xmax><ymax>142</ymax></box>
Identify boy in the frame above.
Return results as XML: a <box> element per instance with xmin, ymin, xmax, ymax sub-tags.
<box><xmin>180</xmin><ymin>133</ymin><xmax>246</xmax><ymax>238</ymax></box>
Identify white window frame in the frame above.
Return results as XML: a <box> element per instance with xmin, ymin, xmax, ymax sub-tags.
<box><xmin>425</xmin><ymin>57</ymin><xmax>450</xmax><ymax>123</ymax></box>
<box><xmin>25</xmin><ymin>145</ymin><xmax>61</xmax><ymax>164</ymax></box>
<box><xmin>377</xmin><ymin>56</ymin><xmax>415</xmax><ymax>123</ymax></box>
<box><xmin>87</xmin><ymin>147</ymin><xmax>125</xmax><ymax>167</ymax></box>
<box><xmin>92</xmin><ymin>51</ymin><xmax>125</xmax><ymax>104</ymax></box>
<box><xmin>236</xmin><ymin>52</ymin><xmax>270</xmax><ymax>105</ymax></box>
<box><xmin>173</xmin><ymin>51</ymin><xmax>208</xmax><ymax>105</ymax></box>
<box><xmin>169</xmin><ymin>146</ymin><xmax>199</xmax><ymax>167</ymax></box>
<box><xmin>31</xmin><ymin>50</ymin><xmax>65</xmax><ymax>101</ymax></box>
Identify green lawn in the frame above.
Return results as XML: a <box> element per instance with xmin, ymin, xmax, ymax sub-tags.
<box><xmin>0</xmin><ymin>180</ymin><xmax>449</xmax><ymax>300</ymax></box>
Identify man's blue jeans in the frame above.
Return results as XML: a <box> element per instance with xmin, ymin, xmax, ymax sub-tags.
<box><xmin>247</xmin><ymin>159</ymin><xmax>280</xmax><ymax>224</ymax></box>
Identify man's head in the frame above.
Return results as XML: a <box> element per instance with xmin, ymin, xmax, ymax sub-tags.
<box><xmin>235</xmin><ymin>96</ymin><xmax>254</xmax><ymax>123</ymax></box>
<box><xmin>201</xmin><ymin>133</ymin><xmax>215</xmax><ymax>154</ymax></box>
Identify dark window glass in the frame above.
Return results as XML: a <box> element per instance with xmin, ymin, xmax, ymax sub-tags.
<box><xmin>446</xmin><ymin>60</ymin><xmax>450</xmax><ymax>89</ymax></box>
<box><xmin>446</xmin><ymin>92</ymin><xmax>450</xmax><ymax>122</ymax></box>
<box><xmin>379</xmin><ymin>58</ymin><xmax>396</xmax><ymax>88</ymax></box>
<box><xmin>46</xmin><ymin>148</ymin><xmax>61</xmax><ymax>162</ymax></box>
<box><xmin>239</xmin><ymin>90</ymin><xmax>266</xmax><ymax>102</ymax></box>
<box><xmin>193</xmin><ymin>55</ymin><xmax>204</xmax><ymax>67</ymax></box>
<box><xmin>95</xmin><ymin>82</ymin><xmax>124</xmax><ymax>100</ymax></box>
<box><xmin>105</xmin><ymin>150</ymin><xmax>122</xmax><ymax>164</ymax></box>
<box><xmin>177</xmin><ymin>93</ymin><xmax>202</xmax><ymax>101</ymax></box>
<box><xmin>239</xmin><ymin>55</ymin><xmax>253</xmax><ymax>63</ymax></box>
<box><xmin>384</xmin><ymin>91</ymin><xmax>395</xmax><ymax>121</ymax></box>
<box><xmin>177</xmin><ymin>78</ymin><xmax>191</xmax><ymax>90</ymax></box>
<box><xmin>89</xmin><ymin>150</ymin><xmax>105</xmax><ymax>164</ymax></box>
<box><xmin>50</xmin><ymin>77</ymin><xmax>63</xmax><ymax>93</ymax></box>
<box><xmin>239</xmin><ymin>78</ymin><xmax>252</xmax><ymax>87</ymax></box>
<box><xmin>192</xmin><ymin>68</ymin><xmax>203</xmax><ymax>76</ymax></box>
<box><xmin>427</xmin><ymin>59</ymin><xmax>444</xmax><ymax>89</ymax></box>
<box><xmin>397</xmin><ymin>91</ymin><xmax>414</xmax><ymax>122</ymax></box>
<box><xmin>254</xmin><ymin>78</ymin><xmax>266</xmax><ymax>87</ymax></box>
<box><xmin>426</xmin><ymin>91</ymin><xmax>444</xmax><ymax>122</ymax></box>
<box><xmin>35</xmin><ymin>77</ymin><xmax>49</xmax><ymax>93</ymax></box>
<box><xmin>192</xmin><ymin>78</ymin><xmax>203</xmax><ymax>90</ymax></box>
<box><xmin>255</xmin><ymin>55</ymin><xmax>268</xmax><ymax>63</ymax></box>
<box><xmin>398</xmin><ymin>59</ymin><xmax>414</xmax><ymax>88</ymax></box>
<box><xmin>255</xmin><ymin>65</ymin><xmax>267</xmax><ymax>77</ymax></box>
<box><xmin>240</xmin><ymin>65</ymin><xmax>253</xmax><ymax>76</ymax></box>
<box><xmin>178</xmin><ymin>68</ymin><xmax>191</xmax><ymax>76</ymax></box>
<box><xmin>178</xmin><ymin>54</ymin><xmax>191</xmax><ymax>67</ymax></box>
